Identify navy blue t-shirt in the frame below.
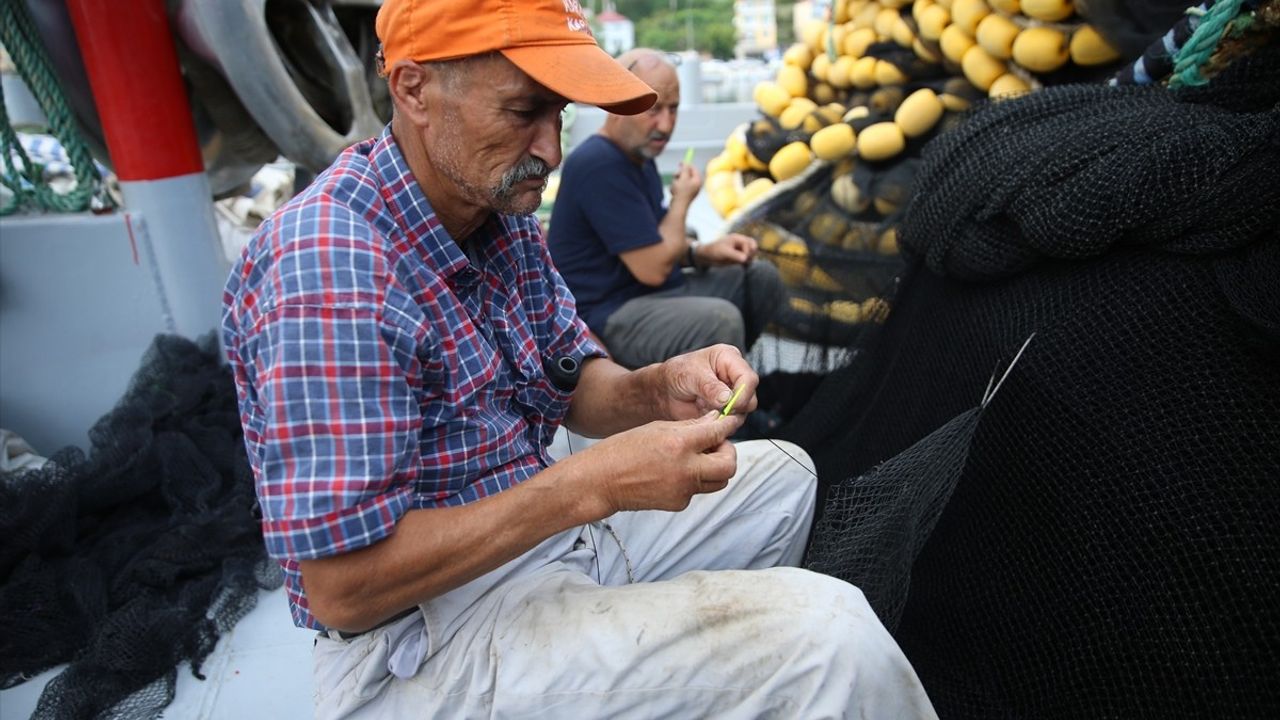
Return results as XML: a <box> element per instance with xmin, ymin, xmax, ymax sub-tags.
<box><xmin>546</xmin><ymin>135</ymin><xmax>683</xmax><ymax>337</ymax></box>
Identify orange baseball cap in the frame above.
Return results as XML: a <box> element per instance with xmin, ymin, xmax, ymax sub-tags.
<box><xmin>376</xmin><ymin>0</ymin><xmax>658</xmax><ymax>115</ymax></box>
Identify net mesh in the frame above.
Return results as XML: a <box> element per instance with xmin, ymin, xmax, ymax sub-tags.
<box><xmin>786</xmin><ymin>33</ymin><xmax>1280</xmax><ymax>719</ymax></box>
<box><xmin>0</xmin><ymin>334</ymin><xmax>281</xmax><ymax>720</ymax></box>
<box><xmin>804</xmin><ymin>406</ymin><xmax>984</xmax><ymax>632</ymax></box>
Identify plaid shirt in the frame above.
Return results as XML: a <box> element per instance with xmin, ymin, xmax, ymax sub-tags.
<box><xmin>221</xmin><ymin>126</ymin><xmax>601</xmax><ymax>630</ymax></box>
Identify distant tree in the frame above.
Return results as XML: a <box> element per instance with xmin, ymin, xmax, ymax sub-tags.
<box><xmin>625</xmin><ymin>0</ymin><xmax>739</xmax><ymax>58</ymax></box>
<box><xmin>777</xmin><ymin>1</ymin><xmax>796</xmax><ymax>48</ymax></box>
<box><xmin>615</xmin><ymin>1</ymin><xmax>668</xmax><ymax>20</ymax></box>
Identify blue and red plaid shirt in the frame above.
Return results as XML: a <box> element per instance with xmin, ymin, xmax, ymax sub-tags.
<box><xmin>221</xmin><ymin>126</ymin><xmax>602</xmax><ymax>630</ymax></box>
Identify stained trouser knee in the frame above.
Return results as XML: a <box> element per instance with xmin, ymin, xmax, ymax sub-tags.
<box><xmin>750</xmin><ymin>568</ymin><xmax>935</xmax><ymax>717</ymax></box>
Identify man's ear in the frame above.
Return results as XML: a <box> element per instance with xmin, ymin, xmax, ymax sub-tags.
<box><xmin>387</xmin><ymin>60</ymin><xmax>434</xmax><ymax>127</ymax></box>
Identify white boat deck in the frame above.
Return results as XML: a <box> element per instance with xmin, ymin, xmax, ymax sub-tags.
<box><xmin>0</xmin><ymin>586</ymin><xmax>314</xmax><ymax>719</ymax></box>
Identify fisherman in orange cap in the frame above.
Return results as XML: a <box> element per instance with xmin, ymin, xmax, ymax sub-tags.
<box><xmin>220</xmin><ymin>1</ymin><xmax>936</xmax><ymax>717</ymax></box>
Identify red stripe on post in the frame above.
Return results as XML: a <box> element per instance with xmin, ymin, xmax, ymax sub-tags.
<box><xmin>65</xmin><ymin>0</ymin><xmax>204</xmax><ymax>181</ymax></box>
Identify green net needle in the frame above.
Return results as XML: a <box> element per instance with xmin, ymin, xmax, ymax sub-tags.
<box><xmin>721</xmin><ymin>385</ymin><xmax>745</xmax><ymax>417</ymax></box>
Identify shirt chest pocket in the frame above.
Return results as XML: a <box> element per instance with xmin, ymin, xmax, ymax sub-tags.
<box><xmin>488</xmin><ymin>307</ymin><xmax>574</xmax><ymax>446</ymax></box>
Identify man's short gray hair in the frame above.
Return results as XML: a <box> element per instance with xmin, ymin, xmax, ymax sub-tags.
<box><xmin>376</xmin><ymin>44</ymin><xmax>498</xmax><ymax>88</ymax></box>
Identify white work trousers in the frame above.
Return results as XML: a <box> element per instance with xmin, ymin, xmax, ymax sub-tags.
<box><xmin>313</xmin><ymin>440</ymin><xmax>937</xmax><ymax>719</ymax></box>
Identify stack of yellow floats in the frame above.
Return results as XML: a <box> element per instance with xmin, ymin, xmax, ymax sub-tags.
<box><xmin>705</xmin><ymin>0</ymin><xmax>1122</xmax><ymax>342</ymax></box>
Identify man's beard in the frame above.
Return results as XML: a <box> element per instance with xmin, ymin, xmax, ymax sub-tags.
<box><xmin>635</xmin><ymin>131</ymin><xmax>670</xmax><ymax>161</ymax></box>
<box><xmin>433</xmin><ymin>118</ymin><xmax>551</xmax><ymax>217</ymax></box>
<box><xmin>491</xmin><ymin>155</ymin><xmax>552</xmax><ymax>214</ymax></box>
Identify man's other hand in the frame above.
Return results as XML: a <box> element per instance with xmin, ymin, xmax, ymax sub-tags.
<box><xmin>670</xmin><ymin>161</ymin><xmax>703</xmax><ymax>206</ymax></box>
<box><xmin>699</xmin><ymin>233</ymin><xmax>758</xmax><ymax>266</ymax></box>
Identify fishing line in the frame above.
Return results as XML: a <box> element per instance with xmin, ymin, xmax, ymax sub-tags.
<box><xmin>765</xmin><ymin>437</ymin><xmax>818</xmax><ymax>478</ymax></box>
<box><xmin>736</xmin><ymin>248</ymin><xmax>816</xmax><ymax>478</ymax></box>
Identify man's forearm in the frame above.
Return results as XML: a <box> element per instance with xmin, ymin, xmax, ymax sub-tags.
<box><xmin>563</xmin><ymin>356</ymin><xmax>666</xmax><ymax>437</ymax></box>
<box><xmin>657</xmin><ymin>197</ymin><xmax>693</xmax><ymax>267</ymax></box>
<box><xmin>298</xmin><ymin>358</ymin><xmax>678</xmax><ymax>632</ymax></box>
<box><xmin>298</xmin><ymin>463</ymin><xmax>609</xmax><ymax>632</ymax></box>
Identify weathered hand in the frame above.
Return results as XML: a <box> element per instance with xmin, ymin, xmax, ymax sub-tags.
<box><xmin>658</xmin><ymin>344</ymin><xmax>759</xmax><ymax>420</ymax></box>
<box><xmin>586</xmin><ymin>411</ymin><xmax>742</xmax><ymax>513</ymax></box>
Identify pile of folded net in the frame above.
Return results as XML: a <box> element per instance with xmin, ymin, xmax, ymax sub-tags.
<box><xmin>0</xmin><ymin>335</ymin><xmax>281</xmax><ymax>720</ymax></box>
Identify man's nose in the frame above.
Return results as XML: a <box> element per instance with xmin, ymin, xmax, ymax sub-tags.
<box><xmin>531</xmin><ymin>114</ymin><xmax>563</xmax><ymax>170</ymax></box>
<box><xmin>656</xmin><ymin>108</ymin><xmax>677</xmax><ymax>133</ymax></box>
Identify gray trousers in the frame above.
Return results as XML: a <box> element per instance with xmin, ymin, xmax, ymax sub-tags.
<box><xmin>602</xmin><ymin>260</ymin><xmax>784</xmax><ymax>369</ymax></box>
<box><xmin>311</xmin><ymin>441</ymin><xmax>938</xmax><ymax>719</ymax></box>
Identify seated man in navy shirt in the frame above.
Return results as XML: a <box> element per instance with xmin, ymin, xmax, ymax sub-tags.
<box><xmin>547</xmin><ymin>48</ymin><xmax>783</xmax><ymax>369</ymax></box>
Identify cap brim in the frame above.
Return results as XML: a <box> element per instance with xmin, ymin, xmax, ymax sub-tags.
<box><xmin>502</xmin><ymin>44</ymin><xmax>657</xmax><ymax>115</ymax></box>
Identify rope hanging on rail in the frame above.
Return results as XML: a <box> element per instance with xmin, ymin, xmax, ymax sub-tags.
<box><xmin>0</xmin><ymin>0</ymin><xmax>110</xmax><ymax>215</ymax></box>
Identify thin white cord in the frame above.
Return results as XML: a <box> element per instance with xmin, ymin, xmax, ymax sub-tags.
<box><xmin>585</xmin><ymin>523</ymin><xmax>602</xmax><ymax>584</ymax></box>
<box><xmin>602</xmin><ymin>521</ymin><xmax>636</xmax><ymax>584</ymax></box>
<box><xmin>568</xmin><ymin>430</ymin><xmax>634</xmax><ymax>583</ymax></box>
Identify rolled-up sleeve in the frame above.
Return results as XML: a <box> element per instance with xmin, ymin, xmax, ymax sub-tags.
<box><xmin>245</xmin><ymin>215</ymin><xmax>426</xmax><ymax>562</ymax></box>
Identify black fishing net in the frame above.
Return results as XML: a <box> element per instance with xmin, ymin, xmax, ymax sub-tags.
<box><xmin>804</xmin><ymin>405</ymin><xmax>985</xmax><ymax>632</ymax></box>
<box><xmin>788</xmin><ymin>32</ymin><xmax>1280</xmax><ymax>720</ymax></box>
<box><xmin>0</xmin><ymin>334</ymin><xmax>280</xmax><ymax>720</ymax></box>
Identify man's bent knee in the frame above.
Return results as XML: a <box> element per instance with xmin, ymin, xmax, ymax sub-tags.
<box><xmin>749</xmin><ymin>568</ymin><xmax>937</xmax><ymax>717</ymax></box>
<box><xmin>699</xmin><ymin>301</ymin><xmax>745</xmax><ymax>350</ymax></box>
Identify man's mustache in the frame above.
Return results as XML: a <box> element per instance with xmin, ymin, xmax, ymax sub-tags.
<box><xmin>498</xmin><ymin>156</ymin><xmax>552</xmax><ymax>194</ymax></box>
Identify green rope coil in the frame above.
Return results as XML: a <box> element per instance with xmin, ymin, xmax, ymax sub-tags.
<box><xmin>1170</xmin><ymin>0</ymin><xmax>1248</xmax><ymax>88</ymax></box>
<box><xmin>0</xmin><ymin>0</ymin><xmax>107</xmax><ymax>215</ymax></box>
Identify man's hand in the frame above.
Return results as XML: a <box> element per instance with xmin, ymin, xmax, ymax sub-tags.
<box><xmin>697</xmin><ymin>233</ymin><xmax>758</xmax><ymax>267</ymax></box>
<box><xmin>582</xmin><ymin>411</ymin><xmax>742</xmax><ymax>513</ymax></box>
<box><xmin>670</xmin><ymin>161</ymin><xmax>703</xmax><ymax>206</ymax></box>
<box><xmin>565</xmin><ymin>345</ymin><xmax>757</xmax><ymax>442</ymax></box>
<box><xmin>658</xmin><ymin>343</ymin><xmax>759</xmax><ymax>420</ymax></box>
